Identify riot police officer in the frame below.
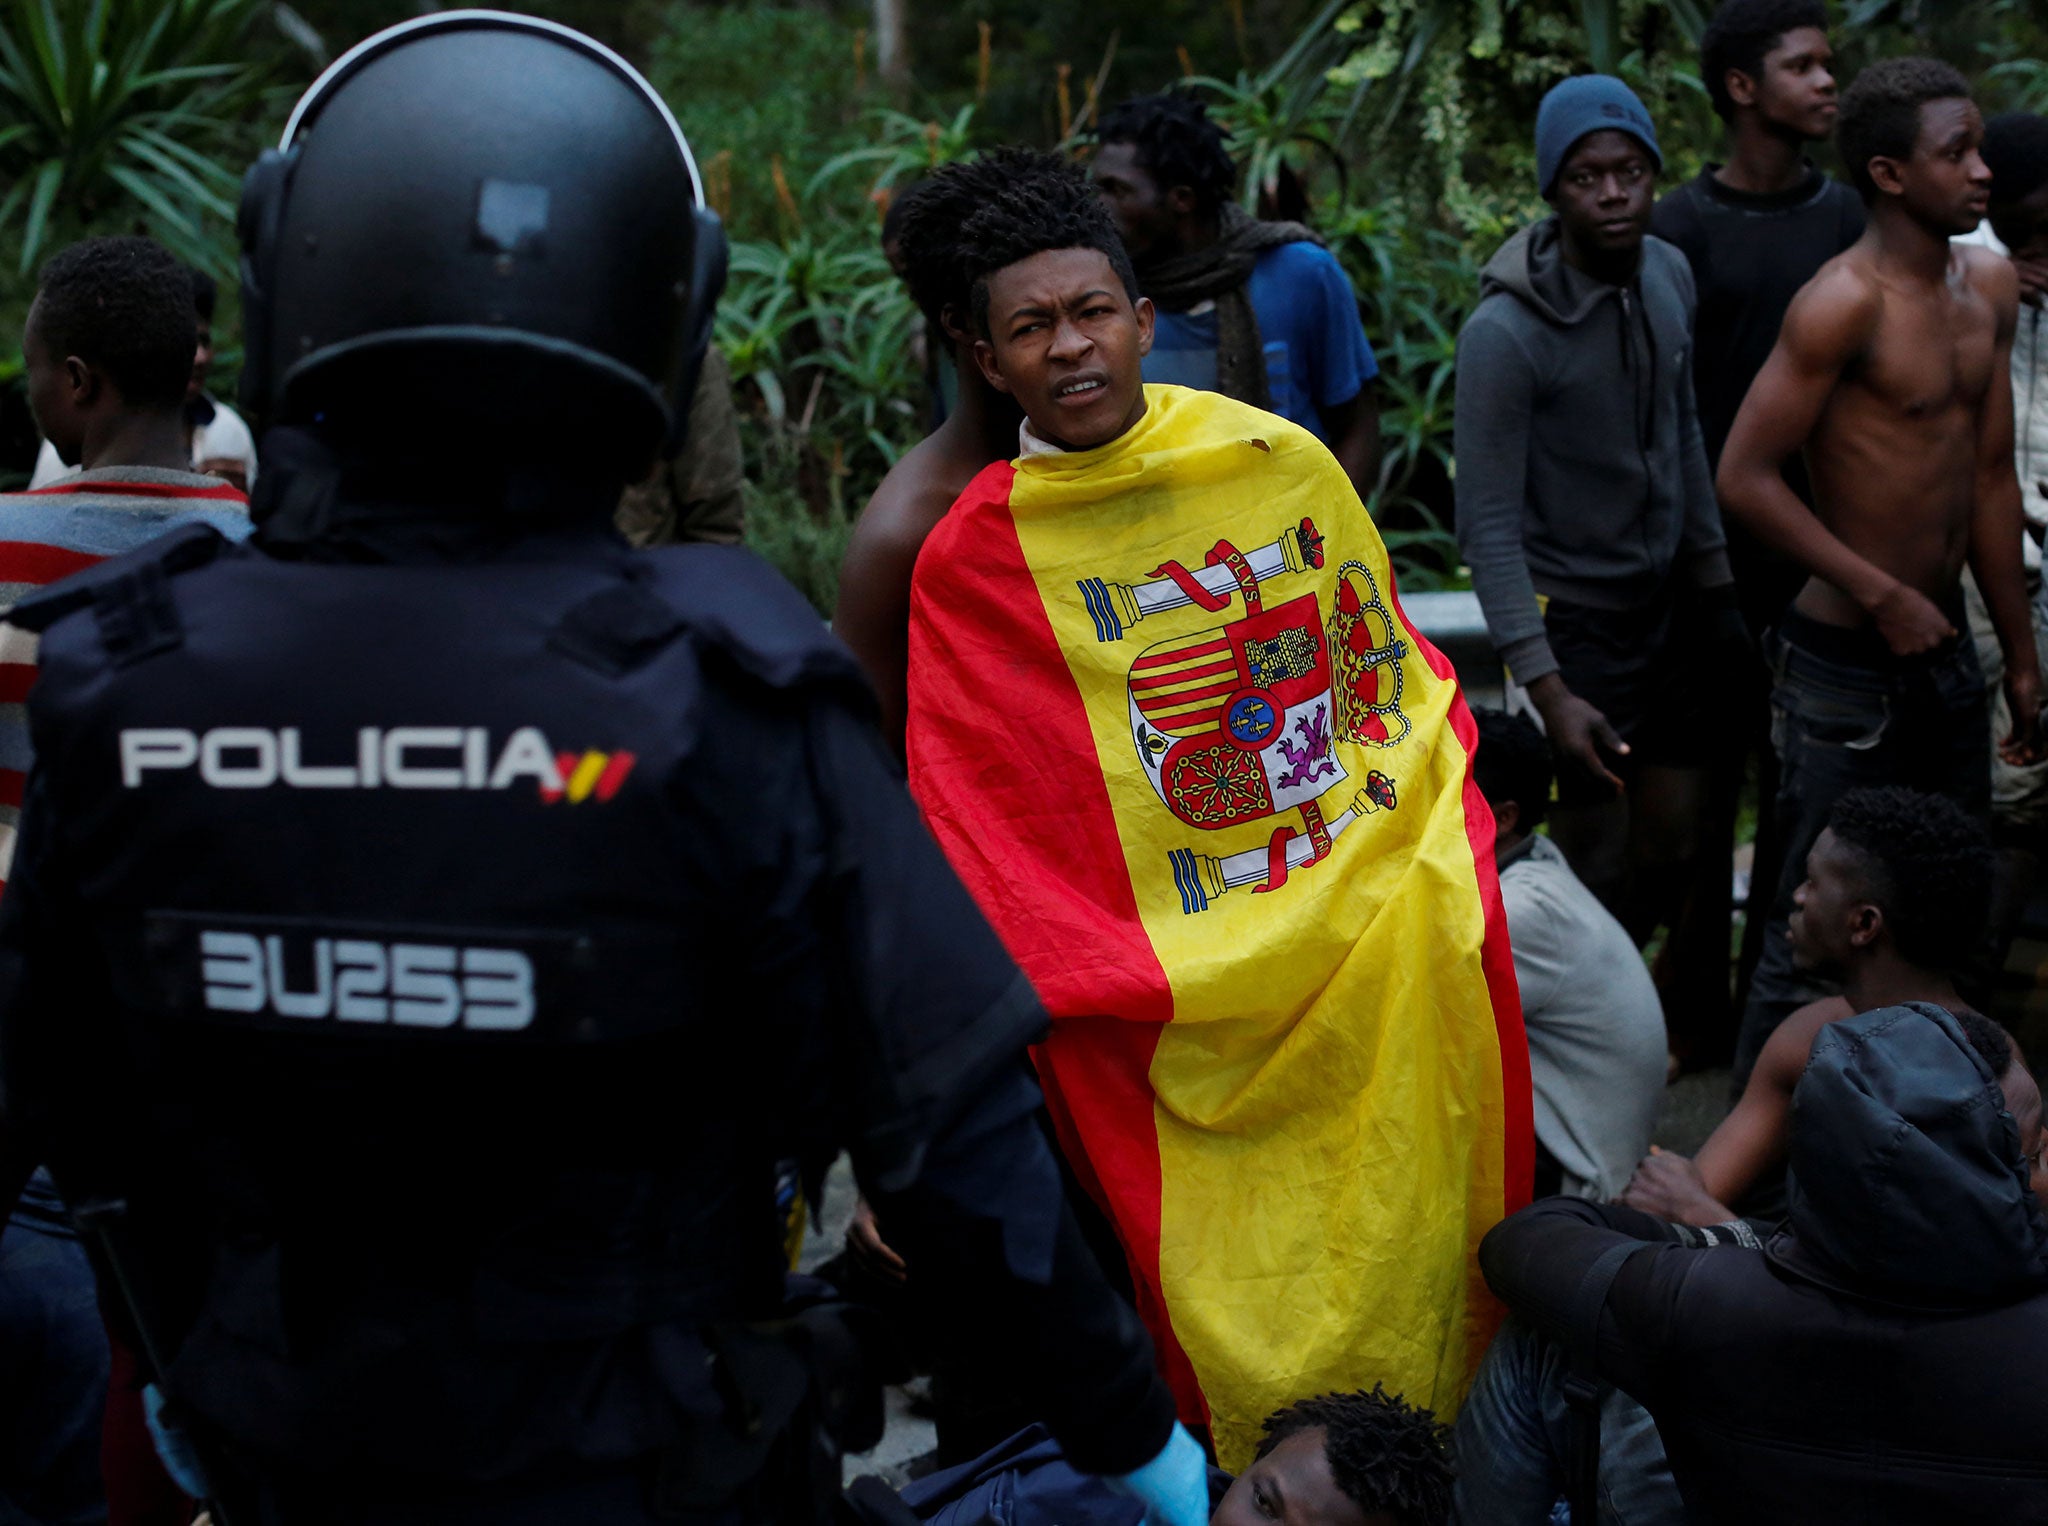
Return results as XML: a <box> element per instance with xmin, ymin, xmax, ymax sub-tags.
<box><xmin>0</xmin><ymin>14</ymin><xmax>1210</xmax><ymax>1524</ymax></box>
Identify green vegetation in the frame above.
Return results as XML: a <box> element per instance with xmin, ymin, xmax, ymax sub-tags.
<box><xmin>0</xmin><ymin>0</ymin><xmax>280</xmax><ymax>319</ymax></box>
<box><xmin>3</xmin><ymin>0</ymin><xmax>2047</xmax><ymax>596</ymax></box>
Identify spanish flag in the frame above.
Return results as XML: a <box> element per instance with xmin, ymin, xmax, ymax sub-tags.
<box><xmin>905</xmin><ymin>385</ymin><xmax>1530</xmax><ymax>1468</ymax></box>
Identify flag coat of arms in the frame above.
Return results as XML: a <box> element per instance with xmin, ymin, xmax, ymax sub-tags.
<box><xmin>905</xmin><ymin>385</ymin><xmax>1530</xmax><ymax>1468</ymax></box>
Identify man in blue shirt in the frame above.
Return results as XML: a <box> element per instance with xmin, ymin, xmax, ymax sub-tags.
<box><xmin>1092</xmin><ymin>92</ymin><xmax>1382</xmax><ymax>499</ymax></box>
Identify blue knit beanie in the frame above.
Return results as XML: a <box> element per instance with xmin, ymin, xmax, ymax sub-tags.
<box><xmin>1536</xmin><ymin>75</ymin><xmax>1661</xmax><ymax>195</ymax></box>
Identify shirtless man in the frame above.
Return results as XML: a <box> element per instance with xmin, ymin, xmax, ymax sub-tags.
<box><xmin>1718</xmin><ymin>57</ymin><xmax>2044</xmax><ymax>1087</ymax></box>
<box><xmin>835</xmin><ymin>154</ymin><xmax>1027</xmax><ymax>749</ymax></box>
<box><xmin>1622</xmin><ymin>786</ymin><xmax>1991</xmax><ymax>1225</ymax></box>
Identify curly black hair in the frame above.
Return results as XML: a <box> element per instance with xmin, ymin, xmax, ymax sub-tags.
<box><xmin>31</xmin><ymin>236</ymin><xmax>196</xmax><ymax>410</ymax></box>
<box><xmin>1950</xmin><ymin>1006</ymin><xmax>2016</xmax><ymax>1080</ymax></box>
<box><xmin>1836</xmin><ymin>56</ymin><xmax>1973</xmax><ymax>203</ymax></box>
<box><xmin>1257</xmin><ymin>1386</ymin><xmax>1454</xmax><ymax>1526</ymax></box>
<box><xmin>892</xmin><ymin>150</ymin><xmax>1058</xmax><ymax>327</ymax></box>
<box><xmin>1472</xmin><ymin>707</ymin><xmax>1552</xmax><ymax>834</ymax></box>
<box><xmin>188</xmin><ymin>265</ymin><xmax>218</xmax><ymax>326</ymax></box>
<box><xmin>1983</xmin><ymin>111</ymin><xmax>2048</xmax><ymax>209</ymax></box>
<box><xmin>1825</xmin><ymin>786</ymin><xmax>1992</xmax><ymax>972</ymax></box>
<box><xmin>1699</xmin><ymin>0</ymin><xmax>1829</xmax><ymax>121</ymax></box>
<box><xmin>1095</xmin><ymin>91</ymin><xmax>1237</xmax><ymax>218</ymax></box>
<box><xmin>954</xmin><ymin>148</ymin><xmax>1140</xmax><ymax>337</ymax></box>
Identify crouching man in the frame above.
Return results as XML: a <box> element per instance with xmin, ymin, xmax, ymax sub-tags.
<box><xmin>1467</xmin><ymin>1003</ymin><xmax>2048</xmax><ymax>1524</ymax></box>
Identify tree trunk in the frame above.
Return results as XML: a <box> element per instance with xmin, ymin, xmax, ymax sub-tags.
<box><xmin>874</xmin><ymin>0</ymin><xmax>909</xmax><ymax>91</ymax></box>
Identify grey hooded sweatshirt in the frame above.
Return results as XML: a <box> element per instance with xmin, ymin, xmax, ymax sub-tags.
<box><xmin>1453</xmin><ymin>218</ymin><xmax>1731</xmax><ymax>684</ymax></box>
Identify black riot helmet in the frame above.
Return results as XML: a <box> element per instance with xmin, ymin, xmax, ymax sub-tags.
<box><xmin>238</xmin><ymin>11</ymin><xmax>725</xmax><ymax>473</ymax></box>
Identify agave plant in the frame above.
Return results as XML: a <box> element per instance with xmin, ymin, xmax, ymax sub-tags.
<box><xmin>0</xmin><ymin>0</ymin><xmax>274</xmax><ymax>276</ymax></box>
<box><xmin>1184</xmin><ymin>0</ymin><xmax>1359</xmax><ymax>213</ymax></box>
<box><xmin>807</xmin><ymin>103</ymin><xmax>982</xmax><ymax>201</ymax></box>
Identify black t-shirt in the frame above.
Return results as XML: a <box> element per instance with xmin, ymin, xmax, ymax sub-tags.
<box><xmin>1651</xmin><ymin>163</ymin><xmax>1866</xmax><ymax>467</ymax></box>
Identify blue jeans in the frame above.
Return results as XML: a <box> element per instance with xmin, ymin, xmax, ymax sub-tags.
<box><xmin>1732</xmin><ymin>611</ymin><xmax>1988</xmax><ymax>1092</ymax></box>
<box><xmin>1450</xmin><ymin>1319</ymin><xmax>1683</xmax><ymax>1526</ymax></box>
<box><xmin>0</xmin><ymin>1170</ymin><xmax>109</xmax><ymax>1526</ymax></box>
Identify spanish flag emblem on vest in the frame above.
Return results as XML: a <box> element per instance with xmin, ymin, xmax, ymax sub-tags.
<box><xmin>905</xmin><ymin>385</ymin><xmax>1531</xmax><ymax>1468</ymax></box>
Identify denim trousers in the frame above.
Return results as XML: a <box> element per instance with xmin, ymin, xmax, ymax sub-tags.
<box><xmin>1449</xmin><ymin>1319</ymin><xmax>1684</xmax><ymax>1526</ymax></box>
<box><xmin>0</xmin><ymin>1171</ymin><xmax>110</xmax><ymax>1526</ymax></box>
<box><xmin>1732</xmin><ymin>615</ymin><xmax>1988</xmax><ymax>1091</ymax></box>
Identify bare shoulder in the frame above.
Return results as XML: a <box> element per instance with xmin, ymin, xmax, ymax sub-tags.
<box><xmin>843</xmin><ymin>436</ymin><xmax>987</xmax><ymax>585</ymax></box>
<box><xmin>1781</xmin><ymin>250</ymin><xmax>1884</xmax><ymax>356</ymax></box>
<box><xmin>1758</xmin><ymin>995</ymin><xmax>1857</xmax><ymax>1085</ymax></box>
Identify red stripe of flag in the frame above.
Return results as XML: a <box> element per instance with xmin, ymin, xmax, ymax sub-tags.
<box><xmin>0</xmin><ymin>664</ymin><xmax>36</xmax><ymax>704</ymax></box>
<box><xmin>1135</xmin><ymin>675</ymin><xmax>1241</xmax><ymax>712</ymax></box>
<box><xmin>1137</xmin><ymin>707</ymin><xmax>1224</xmax><ymax>737</ymax></box>
<box><xmin>0</xmin><ymin>770</ymin><xmax>24</xmax><ymax>808</ymax></box>
<box><xmin>1382</xmin><ymin>566</ymin><xmax>1533</xmax><ymax>1215</ymax></box>
<box><xmin>1132</xmin><ymin>636</ymin><xmax>1229</xmax><ymax>671</ymax></box>
<box><xmin>907</xmin><ymin>461</ymin><xmax>1211</xmax><ymax>1436</ymax></box>
<box><xmin>1129</xmin><ymin>654</ymin><xmax>1241</xmax><ymax>691</ymax></box>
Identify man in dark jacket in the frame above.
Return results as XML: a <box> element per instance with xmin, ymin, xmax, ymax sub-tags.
<box><xmin>1091</xmin><ymin>91</ymin><xmax>1382</xmax><ymax>499</ymax></box>
<box><xmin>1453</xmin><ymin>75</ymin><xmax>1739</xmax><ymax>967</ymax></box>
<box><xmin>1474</xmin><ymin>1003</ymin><xmax>2048</xmax><ymax>1523</ymax></box>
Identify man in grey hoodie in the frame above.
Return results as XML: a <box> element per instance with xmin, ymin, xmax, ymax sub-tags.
<box><xmin>1455</xmin><ymin>75</ymin><xmax>1740</xmax><ymax>948</ymax></box>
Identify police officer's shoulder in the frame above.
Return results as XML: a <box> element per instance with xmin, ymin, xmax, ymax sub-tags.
<box><xmin>632</xmin><ymin>542</ymin><xmax>870</xmax><ymax>703</ymax></box>
<box><xmin>6</xmin><ymin>521</ymin><xmax>231</xmax><ymax>638</ymax></box>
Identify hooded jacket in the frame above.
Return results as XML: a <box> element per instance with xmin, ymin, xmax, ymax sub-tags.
<box><xmin>1479</xmin><ymin>1003</ymin><xmax>2048</xmax><ymax>1523</ymax></box>
<box><xmin>1453</xmin><ymin>219</ymin><xmax>1730</xmax><ymax>685</ymax></box>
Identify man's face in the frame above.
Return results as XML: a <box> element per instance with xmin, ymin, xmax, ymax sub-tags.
<box><xmin>1743</xmin><ymin>26</ymin><xmax>1839</xmax><ymax>141</ymax></box>
<box><xmin>1550</xmin><ymin>130</ymin><xmax>1655</xmax><ymax>260</ymax></box>
<box><xmin>1997</xmin><ymin>1059</ymin><xmax>2047</xmax><ymax>1209</ymax></box>
<box><xmin>21</xmin><ymin>301</ymin><xmax>85</xmax><ymax>467</ymax></box>
<box><xmin>1211</xmin><ymin>1428</ymin><xmax>1376</xmax><ymax>1526</ymax></box>
<box><xmin>1787</xmin><ymin>829</ymin><xmax>1873</xmax><ymax>975</ymax></box>
<box><xmin>974</xmin><ymin>246</ymin><xmax>1153</xmax><ymax>451</ymax></box>
<box><xmin>1882</xmin><ymin>97</ymin><xmax>1992</xmax><ymax>237</ymax></box>
<box><xmin>1990</xmin><ymin>178</ymin><xmax>2048</xmax><ymax>263</ymax></box>
<box><xmin>1092</xmin><ymin>140</ymin><xmax>1180</xmax><ymax>262</ymax></box>
<box><xmin>189</xmin><ymin>319</ymin><xmax>213</xmax><ymax>405</ymax></box>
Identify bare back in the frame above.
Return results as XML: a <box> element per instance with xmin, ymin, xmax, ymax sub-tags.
<box><xmin>1796</xmin><ymin>241</ymin><xmax>2006</xmax><ymax>623</ymax></box>
<box><xmin>833</xmin><ymin>419</ymin><xmax>1005</xmax><ymax>749</ymax></box>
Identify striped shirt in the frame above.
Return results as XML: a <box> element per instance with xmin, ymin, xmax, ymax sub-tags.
<box><xmin>0</xmin><ymin>466</ymin><xmax>251</xmax><ymax>886</ymax></box>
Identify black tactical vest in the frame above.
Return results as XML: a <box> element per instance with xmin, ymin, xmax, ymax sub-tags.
<box><xmin>9</xmin><ymin>521</ymin><xmax>876</xmax><ymax>1479</ymax></box>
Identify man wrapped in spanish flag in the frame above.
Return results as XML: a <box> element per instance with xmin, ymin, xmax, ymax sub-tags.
<box><xmin>903</xmin><ymin>152</ymin><xmax>1532</xmax><ymax>1469</ymax></box>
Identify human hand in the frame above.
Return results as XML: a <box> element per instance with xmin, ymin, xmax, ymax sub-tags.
<box><xmin>846</xmin><ymin>1197</ymin><xmax>907</xmax><ymax>1285</ymax></box>
<box><xmin>1865</xmin><ymin>580</ymin><xmax>1956</xmax><ymax>657</ymax></box>
<box><xmin>1529</xmin><ymin>675</ymin><xmax>1628</xmax><ymax>794</ymax></box>
<box><xmin>1105</xmin><ymin>1422</ymin><xmax>1210</xmax><ymax>1526</ymax></box>
<box><xmin>198</xmin><ymin>457</ymin><xmax>248</xmax><ymax>495</ymax></box>
<box><xmin>142</xmin><ymin>1382</ymin><xmax>211</xmax><ymax>1499</ymax></box>
<box><xmin>2001</xmin><ymin>665</ymin><xmax>2046</xmax><ymax>766</ymax></box>
<box><xmin>2012</xmin><ymin>256</ymin><xmax>2048</xmax><ymax>307</ymax></box>
<box><xmin>1621</xmin><ymin>1146</ymin><xmax>1736</xmax><ymax>1228</ymax></box>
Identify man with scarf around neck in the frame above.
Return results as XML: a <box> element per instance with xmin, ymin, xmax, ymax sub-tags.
<box><xmin>1091</xmin><ymin>92</ymin><xmax>1382</xmax><ymax>501</ymax></box>
<box><xmin>1454</xmin><ymin>75</ymin><xmax>1745</xmax><ymax>1002</ymax></box>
